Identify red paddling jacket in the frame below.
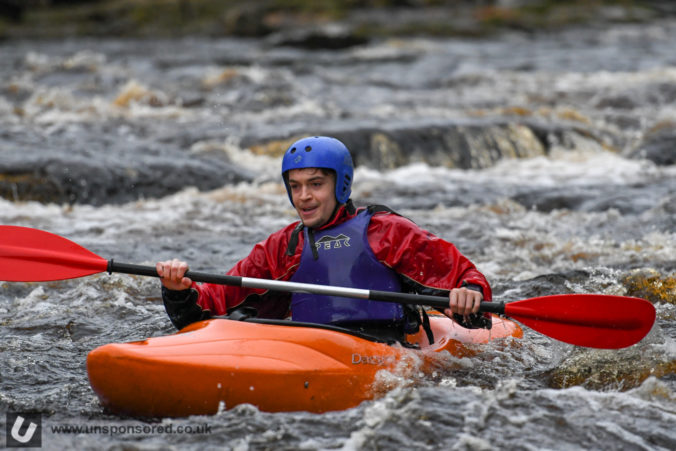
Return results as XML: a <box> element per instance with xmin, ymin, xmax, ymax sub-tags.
<box><xmin>163</xmin><ymin>201</ymin><xmax>491</xmax><ymax>331</ymax></box>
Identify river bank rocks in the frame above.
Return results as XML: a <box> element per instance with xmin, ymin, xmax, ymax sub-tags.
<box><xmin>1</xmin><ymin>0</ymin><xmax>669</xmax><ymax>41</ymax></box>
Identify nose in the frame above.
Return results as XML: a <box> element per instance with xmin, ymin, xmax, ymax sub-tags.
<box><xmin>295</xmin><ymin>184</ymin><xmax>312</xmax><ymax>202</ymax></box>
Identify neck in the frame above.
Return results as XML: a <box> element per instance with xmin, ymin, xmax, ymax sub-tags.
<box><xmin>308</xmin><ymin>199</ymin><xmax>354</xmax><ymax>230</ymax></box>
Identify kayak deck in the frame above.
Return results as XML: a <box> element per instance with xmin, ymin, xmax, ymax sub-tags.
<box><xmin>87</xmin><ymin>314</ymin><xmax>522</xmax><ymax>417</ymax></box>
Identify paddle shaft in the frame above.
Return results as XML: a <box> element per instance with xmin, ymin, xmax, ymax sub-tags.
<box><xmin>110</xmin><ymin>261</ymin><xmax>651</xmax><ymax>334</ymax></box>
<box><xmin>0</xmin><ymin>226</ymin><xmax>656</xmax><ymax>348</ymax></box>
<box><xmin>108</xmin><ymin>261</ymin><xmax>505</xmax><ymax>314</ymax></box>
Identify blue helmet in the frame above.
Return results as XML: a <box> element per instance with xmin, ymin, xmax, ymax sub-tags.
<box><xmin>281</xmin><ymin>136</ymin><xmax>354</xmax><ymax>205</ymax></box>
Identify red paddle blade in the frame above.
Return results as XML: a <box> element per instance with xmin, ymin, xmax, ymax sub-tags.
<box><xmin>506</xmin><ymin>294</ymin><xmax>656</xmax><ymax>349</ymax></box>
<box><xmin>0</xmin><ymin>225</ymin><xmax>108</xmax><ymax>282</ymax></box>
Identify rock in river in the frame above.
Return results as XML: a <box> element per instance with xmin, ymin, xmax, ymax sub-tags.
<box><xmin>0</xmin><ymin>124</ymin><xmax>252</xmax><ymax>205</ymax></box>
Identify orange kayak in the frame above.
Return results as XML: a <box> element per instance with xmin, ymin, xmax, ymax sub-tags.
<box><xmin>87</xmin><ymin>314</ymin><xmax>522</xmax><ymax>417</ymax></box>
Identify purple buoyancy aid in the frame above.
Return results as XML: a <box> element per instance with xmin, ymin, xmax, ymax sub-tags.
<box><xmin>290</xmin><ymin>209</ymin><xmax>404</xmax><ymax>325</ymax></box>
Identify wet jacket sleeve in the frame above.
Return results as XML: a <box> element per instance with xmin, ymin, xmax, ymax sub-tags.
<box><xmin>189</xmin><ymin>222</ymin><xmax>302</xmax><ymax>318</ymax></box>
<box><xmin>367</xmin><ymin>212</ymin><xmax>493</xmax><ymax>301</ymax></box>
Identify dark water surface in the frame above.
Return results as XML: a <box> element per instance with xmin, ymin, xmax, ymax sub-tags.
<box><xmin>1</xmin><ymin>17</ymin><xmax>675</xmax><ymax>450</ymax></box>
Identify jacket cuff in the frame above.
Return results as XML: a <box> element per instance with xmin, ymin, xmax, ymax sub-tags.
<box><xmin>461</xmin><ymin>281</ymin><xmax>484</xmax><ymax>297</ymax></box>
<box><xmin>162</xmin><ymin>286</ymin><xmax>195</xmax><ymax>304</ymax></box>
<box><xmin>161</xmin><ymin>287</ymin><xmax>207</xmax><ymax>330</ymax></box>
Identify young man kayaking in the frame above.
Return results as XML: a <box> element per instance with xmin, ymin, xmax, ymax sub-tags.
<box><xmin>157</xmin><ymin>136</ymin><xmax>490</xmax><ymax>341</ymax></box>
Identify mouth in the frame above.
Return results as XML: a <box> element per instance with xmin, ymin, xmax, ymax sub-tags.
<box><xmin>298</xmin><ymin>205</ymin><xmax>318</xmax><ymax>219</ymax></box>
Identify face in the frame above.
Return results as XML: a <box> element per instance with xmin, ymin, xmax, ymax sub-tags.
<box><xmin>287</xmin><ymin>168</ymin><xmax>337</xmax><ymax>228</ymax></box>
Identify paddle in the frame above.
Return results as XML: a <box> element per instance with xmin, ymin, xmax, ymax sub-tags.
<box><xmin>0</xmin><ymin>225</ymin><xmax>655</xmax><ymax>349</ymax></box>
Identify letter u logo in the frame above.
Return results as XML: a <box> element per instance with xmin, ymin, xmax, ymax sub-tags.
<box><xmin>6</xmin><ymin>412</ymin><xmax>42</xmax><ymax>447</ymax></box>
<box><xmin>11</xmin><ymin>416</ymin><xmax>37</xmax><ymax>443</ymax></box>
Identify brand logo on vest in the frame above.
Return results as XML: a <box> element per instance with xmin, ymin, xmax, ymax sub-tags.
<box><xmin>315</xmin><ymin>233</ymin><xmax>350</xmax><ymax>250</ymax></box>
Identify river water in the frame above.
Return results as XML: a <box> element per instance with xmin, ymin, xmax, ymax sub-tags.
<box><xmin>1</xmin><ymin>16</ymin><xmax>676</xmax><ymax>451</ymax></box>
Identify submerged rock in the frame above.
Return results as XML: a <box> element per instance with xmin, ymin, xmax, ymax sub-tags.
<box><xmin>245</xmin><ymin>118</ymin><xmax>555</xmax><ymax>170</ymax></box>
<box><xmin>628</xmin><ymin>123</ymin><xmax>676</xmax><ymax>166</ymax></box>
<box><xmin>622</xmin><ymin>268</ymin><xmax>676</xmax><ymax>305</ymax></box>
<box><xmin>0</xmin><ymin>126</ymin><xmax>252</xmax><ymax>205</ymax></box>
<box><xmin>245</xmin><ymin>116</ymin><xmax>625</xmax><ymax>172</ymax></box>
<box><xmin>0</xmin><ymin>155</ymin><xmax>250</xmax><ymax>206</ymax></box>
<box><xmin>548</xmin><ymin>347</ymin><xmax>676</xmax><ymax>391</ymax></box>
<box><xmin>266</xmin><ymin>24</ymin><xmax>368</xmax><ymax>50</ymax></box>
<box><xmin>1</xmin><ymin>116</ymin><xmax>615</xmax><ymax>206</ymax></box>
<box><xmin>336</xmin><ymin>121</ymin><xmax>548</xmax><ymax>170</ymax></box>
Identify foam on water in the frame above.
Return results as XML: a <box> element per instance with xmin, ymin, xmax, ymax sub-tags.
<box><xmin>355</xmin><ymin>148</ymin><xmax>670</xmax><ymax>191</ymax></box>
